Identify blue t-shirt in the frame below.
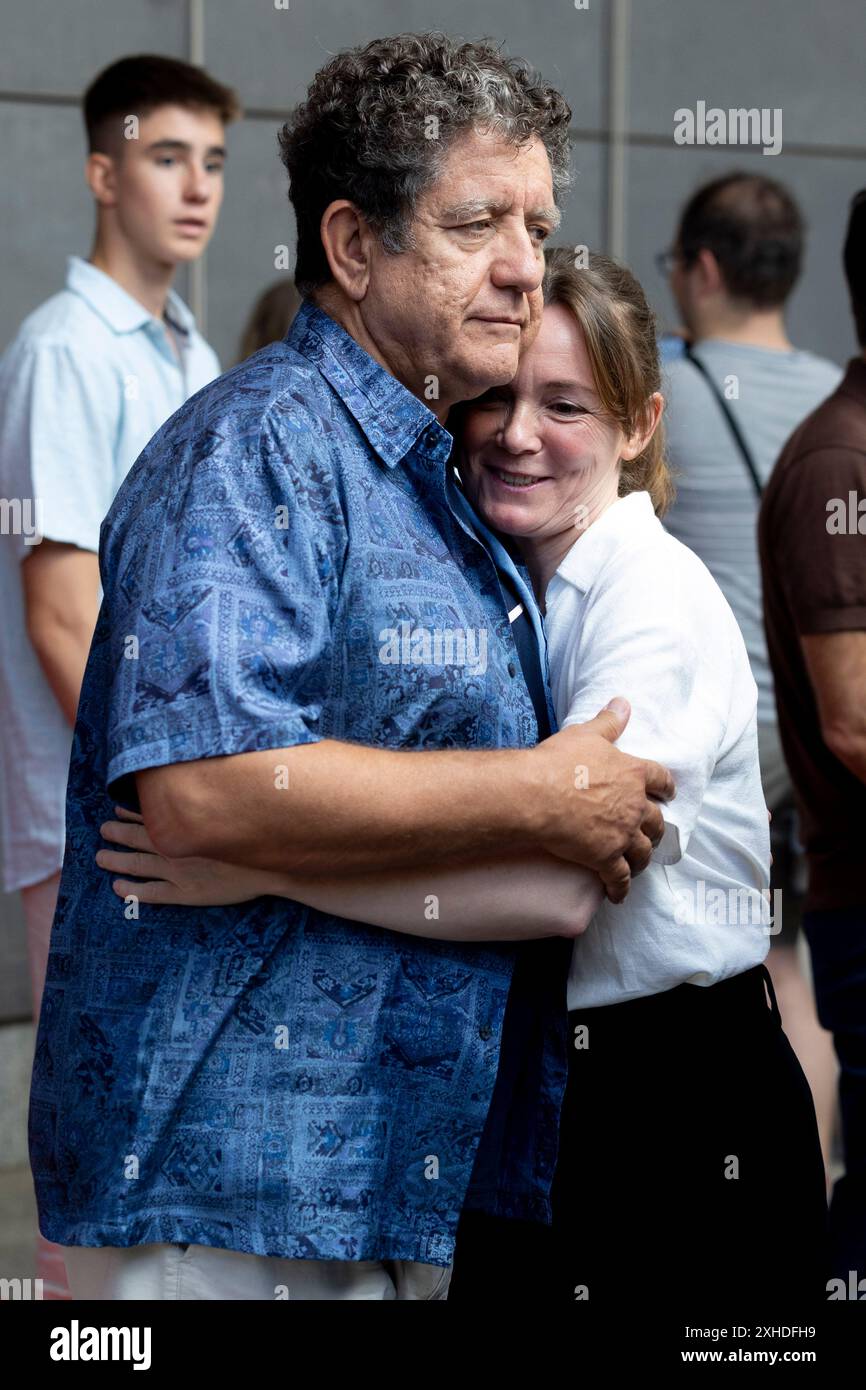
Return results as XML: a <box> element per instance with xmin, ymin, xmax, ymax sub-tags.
<box><xmin>29</xmin><ymin>298</ymin><xmax>568</xmax><ymax>1266</ymax></box>
<box><xmin>658</xmin><ymin>332</ymin><xmax>688</xmax><ymax>365</ymax></box>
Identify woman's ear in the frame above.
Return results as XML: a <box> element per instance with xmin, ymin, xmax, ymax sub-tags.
<box><xmin>621</xmin><ymin>392</ymin><xmax>664</xmax><ymax>461</ymax></box>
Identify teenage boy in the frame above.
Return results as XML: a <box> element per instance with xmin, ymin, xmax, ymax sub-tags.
<box><xmin>0</xmin><ymin>52</ymin><xmax>238</xmax><ymax>1299</ymax></box>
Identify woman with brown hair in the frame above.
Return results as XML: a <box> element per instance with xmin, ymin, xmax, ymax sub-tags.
<box><xmin>443</xmin><ymin>247</ymin><xmax>828</xmax><ymax>1306</ymax></box>
<box><xmin>93</xmin><ymin>249</ymin><xmax>827</xmax><ymax>1307</ymax></box>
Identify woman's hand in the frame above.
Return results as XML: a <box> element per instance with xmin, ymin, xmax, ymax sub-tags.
<box><xmin>95</xmin><ymin>806</ymin><xmax>285</xmax><ymax>907</ymax></box>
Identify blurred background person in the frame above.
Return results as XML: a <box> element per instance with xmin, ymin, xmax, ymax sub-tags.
<box><xmin>656</xmin><ymin>172</ymin><xmax>841</xmax><ymax>1181</ymax></box>
<box><xmin>760</xmin><ymin>189</ymin><xmax>866</xmax><ymax>1286</ymax></box>
<box><xmin>236</xmin><ymin>277</ymin><xmax>301</xmax><ymax>362</ymax></box>
<box><xmin>0</xmin><ymin>52</ymin><xmax>238</xmax><ymax>1298</ymax></box>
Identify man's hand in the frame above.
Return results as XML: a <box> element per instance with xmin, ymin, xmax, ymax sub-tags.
<box><xmin>528</xmin><ymin>697</ymin><xmax>675</xmax><ymax>903</ymax></box>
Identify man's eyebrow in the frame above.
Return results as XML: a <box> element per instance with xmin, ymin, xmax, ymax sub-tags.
<box><xmin>441</xmin><ymin>197</ymin><xmax>561</xmax><ymax>229</ymax></box>
<box><xmin>441</xmin><ymin>197</ymin><xmax>508</xmax><ymax>221</ymax></box>
<box><xmin>532</xmin><ymin>205</ymin><xmax>562</xmax><ymax>231</ymax></box>
<box><xmin>143</xmin><ymin>139</ymin><xmax>227</xmax><ymax>158</ymax></box>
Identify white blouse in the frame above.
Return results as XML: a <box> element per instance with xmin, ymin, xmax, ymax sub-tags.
<box><xmin>543</xmin><ymin>490</ymin><xmax>771</xmax><ymax>1009</ymax></box>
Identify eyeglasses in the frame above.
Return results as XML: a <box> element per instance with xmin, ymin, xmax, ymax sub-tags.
<box><xmin>655</xmin><ymin>247</ymin><xmax>700</xmax><ymax>277</ymax></box>
<box><xmin>655</xmin><ymin>249</ymin><xmax>679</xmax><ymax>277</ymax></box>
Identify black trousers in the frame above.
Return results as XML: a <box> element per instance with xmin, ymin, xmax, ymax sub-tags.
<box><xmin>803</xmin><ymin>905</ymin><xmax>866</xmax><ymax>1284</ymax></box>
<box><xmin>448</xmin><ymin>964</ymin><xmax>829</xmax><ymax>1309</ymax></box>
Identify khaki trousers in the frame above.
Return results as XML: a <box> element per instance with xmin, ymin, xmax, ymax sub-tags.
<box><xmin>64</xmin><ymin>1241</ymin><xmax>453</xmax><ymax>1301</ymax></box>
<box><xmin>21</xmin><ymin>868</ymin><xmax>71</xmax><ymax>1301</ymax></box>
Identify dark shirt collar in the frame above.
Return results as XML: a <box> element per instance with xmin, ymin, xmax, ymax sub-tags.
<box><xmin>285</xmin><ymin>297</ymin><xmax>453</xmax><ymax>469</ymax></box>
<box><xmin>839</xmin><ymin>355</ymin><xmax>866</xmax><ymax>402</ymax></box>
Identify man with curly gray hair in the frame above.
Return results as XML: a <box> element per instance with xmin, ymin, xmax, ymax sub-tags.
<box><xmin>278</xmin><ymin>30</ymin><xmax>572</xmax><ymax>407</ymax></box>
<box><xmin>40</xmin><ymin>31</ymin><xmax>673</xmax><ymax>1301</ymax></box>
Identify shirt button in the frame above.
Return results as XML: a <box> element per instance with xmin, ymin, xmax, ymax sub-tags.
<box><xmin>478</xmin><ymin>1025</ymin><xmax>493</xmax><ymax>1041</ymax></box>
<box><xmin>507</xmin><ymin>661</ymin><xmax>517</xmax><ymax>677</ymax></box>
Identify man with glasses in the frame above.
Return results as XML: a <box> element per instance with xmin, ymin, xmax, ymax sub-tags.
<box><xmin>655</xmin><ymin>172</ymin><xmax>842</xmax><ymax>1188</ymax></box>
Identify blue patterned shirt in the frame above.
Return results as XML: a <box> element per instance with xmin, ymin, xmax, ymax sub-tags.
<box><xmin>29</xmin><ymin>298</ymin><xmax>569</xmax><ymax>1267</ymax></box>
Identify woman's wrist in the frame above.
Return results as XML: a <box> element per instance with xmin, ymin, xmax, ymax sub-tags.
<box><xmin>238</xmin><ymin>866</ymin><xmax>299</xmax><ymax>900</ymax></box>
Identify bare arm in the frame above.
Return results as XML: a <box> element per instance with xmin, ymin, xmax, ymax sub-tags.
<box><xmin>271</xmin><ymin>854</ymin><xmax>604</xmax><ymax>940</ymax></box>
<box><xmin>96</xmin><ymin>808</ymin><xmax>605</xmax><ymax>940</ymax></box>
<box><xmin>22</xmin><ymin>541</ymin><xmax>100</xmax><ymax>726</ymax></box>
<box><xmin>136</xmin><ymin>700</ymin><xmax>675</xmax><ymax>903</ymax></box>
<box><xmin>801</xmin><ymin>631</ymin><xmax>866</xmax><ymax>783</ymax></box>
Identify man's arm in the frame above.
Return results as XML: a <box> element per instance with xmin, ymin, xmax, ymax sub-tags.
<box><xmin>801</xmin><ymin>631</ymin><xmax>866</xmax><ymax>783</ymax></box>
<box><xmin>22</xmin><ymin>541</ymin><xmax>100</xmax><ymax>725</ymax></box>
<box><xmin>96</xmin><ymin>808</ymin><xmax>605</xmax><ymax>941</ymax></box>
<box><xmin>136</xmin><ymin>698</ymin><xmax>675</xmax><ymax>903</ymax></box>
<box><xmin>762</xmin><ymin>443</ymin><xmax>866</xmax><ymax>787</ymax></box>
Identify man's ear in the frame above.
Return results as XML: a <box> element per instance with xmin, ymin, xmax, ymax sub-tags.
<box><xmin>621</xmin><ymin>392</ymin><xmax>665</xmax><ymax>461</ymax></box>
<box><xmin>695</xmin><ymin>247</ymin><xmax>724</xmax><ymax>297</ymax></box>
<box><xmin>85</xmin><ymin>152</ymin><xmax>119</xmax><ymax>208</ymax></box>
<box><xmin>320</xmin><ymin>200</ymin><xmax>374</xmax><ymax>302</ymax></box>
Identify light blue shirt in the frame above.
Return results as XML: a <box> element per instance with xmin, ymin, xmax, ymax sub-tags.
<box><xmin>0</xmin><ymin>255</ymin><xmax>220</xmax><ymax>890</ymax></box>
<box><xmin>662</xmin><ymin>340</ymin><xmax>842</xmax><ymax>724</ymax></box>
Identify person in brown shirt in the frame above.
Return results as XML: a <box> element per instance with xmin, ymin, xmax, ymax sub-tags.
<box><xmin>759</xmin><ymin>188</ymin><xmax>866</xmax><ymax>1291</ymax></box>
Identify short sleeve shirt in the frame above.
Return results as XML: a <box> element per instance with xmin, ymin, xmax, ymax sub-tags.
<box><xmin>759</xmin><ymin>357</ymin><xmax>866</xmax><ymax>911</ymax></box>
<box><xmin>542</xmin><ymin>491</ymin><xmax>770</xmax><ymax>1007</ymax></box>
<box><xmin>29</xmin><ymin>298</ymin><xmax>568</xmax><ymax>1267</ymax></box>
<box><xmin>0</xmin><ymin>256</ymin><xmax>221</xmax><ymax>890</ymax></box>
<box><xmin>662</xmin><ymin>341</ymin><xmax>841</xmax><ymax>723</ymax></box>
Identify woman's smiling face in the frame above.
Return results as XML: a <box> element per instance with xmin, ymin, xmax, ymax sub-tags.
<box><xmin>458</xmin><ymin>301</ymin><xmax>628</xmax><ymax>547</ymax></box>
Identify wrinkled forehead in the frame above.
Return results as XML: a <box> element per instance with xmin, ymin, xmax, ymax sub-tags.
<box><xmin>421</xmin><ymin>128</ymin><xmax>558</xmax><ymax>223</ymax></box>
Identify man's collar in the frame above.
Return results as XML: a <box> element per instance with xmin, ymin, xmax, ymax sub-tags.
<box><xmin>65</xmin><ymin>255</ymin><xmax>196</xmax><ymax>339</ymax></box>
<box><xmin>839</xmin><ymin>355</ymin><xmax>866</xmax><ymax>400</ymax></box>
<box><xmin>163</xmin><ymin>289</ymin><xmax>195</xmax><ymax>338</ymax></box>
<box><xmin>285</xmin><ymin>298</ymin><xmax>453</xmax><ymax>469</ymax></box>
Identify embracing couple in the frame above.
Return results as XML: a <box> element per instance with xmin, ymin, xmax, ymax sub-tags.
<box><xmin>30</xmin><ymin>32</ymin><xmax>828</xmax><ymax>1305</ymax></box>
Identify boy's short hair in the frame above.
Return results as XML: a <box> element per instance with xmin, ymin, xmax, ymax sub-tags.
<box><xmin>83</xmin><ymin>54</ymin><xmax>240</xmax><ymax>155</ymax></box>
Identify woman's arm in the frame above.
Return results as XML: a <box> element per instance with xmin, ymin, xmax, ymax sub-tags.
<box><xmin>270</xmin><ymin>852</ymin><xmax>603</xmax><ymax>940</ymax></box>
<box><xmin>96</xmin><ymin>808</ymin><xmax>603</xmax><ymax>941</ymax></box>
